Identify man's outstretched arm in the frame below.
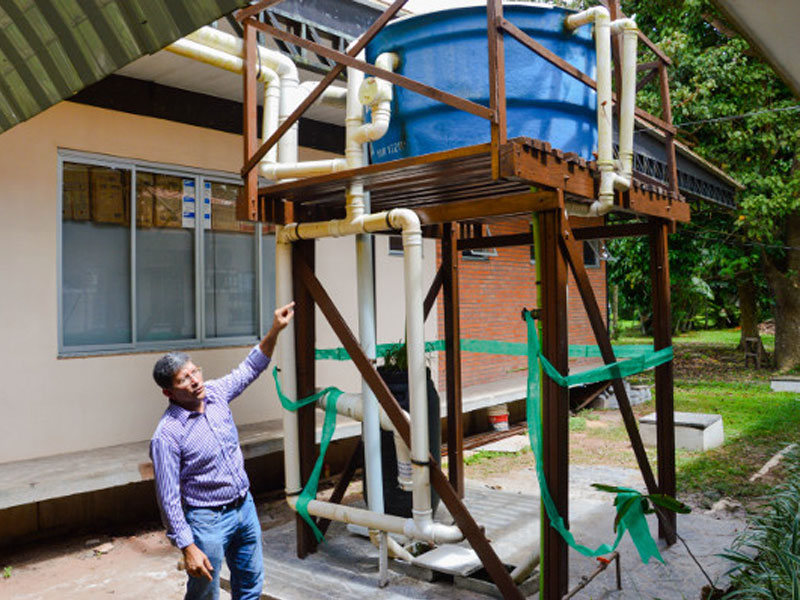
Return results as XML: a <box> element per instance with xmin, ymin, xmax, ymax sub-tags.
<box><xmin>259</xmin><ymin>301</ymin><xmax>295</xmax><ymax>359</ymax></box>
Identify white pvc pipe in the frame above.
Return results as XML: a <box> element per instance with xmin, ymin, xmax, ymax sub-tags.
<box><xmin>287</xmin><ymin>495</ymin><xmax>462</xmax><ymax>545</ymax></box>
<box><xmin>357</xmin><ymin>191</ymin><xmax>384</xmax><ymax>515</ymax></box>
<box><xmin>275</xmin><ymin>230</ymin><xmax>301</xmax><ymax>495</ymax></box>
<box><xmin>564</xmin><ymin>9</ymin><xmax>638</xmax><ymax>217</ymax></box>
<box><xmin>353</xmin><ymin>53</ymin><xmax>399</xmax><ymax>145</ymax></box>
<box><xmin>166</xmin><ymin>38</ymin><xmax>281</xmax><ymax>165</ymax></box>
<box><xmin>389</xmin><ymin>210</ymin><xmax>433</xmax><ymax>530</ymax></box>
<box><xmin>187</xmin><ymin>26</ymin><xmax>299</xmax><ymax>164</ymax></box>
<box><xmin>611</xmin><ymin>18</ymin><xmax>639</xmax><ymax>185</ymax></box>
<box><xmin>299</xmin><ymin>81</ymin><xmax>349</xmax><ymax>108</ymax></box>
<box><xmin>321</xmin><ymin>392</ymin><xmax>413</xmax><ymax>491</ymax></box>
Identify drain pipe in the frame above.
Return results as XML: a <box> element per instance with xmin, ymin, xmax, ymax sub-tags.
<box><xmin>259</xmin><ymin>52</ymin><xmax>398</xmax><ymax>181</ymax></box>
<box><xmin>166</xmin><ymin>39</ymin><xmax>281</xmax><ymax>166</ymax></box>
<box><xmin>186</xmin><ymin>26</ymin><xmax>299</xmax><ymax>165</ymax></box>
<box><xmin>323</xmin><ymin>393</ymin><xmax>413</xmax><ymax>491</ymax></box>
<box><xmin>610</xmin><ymin>17</ymin><xmax>638</xmax><ymax>187</ymax></box>
<box><xmin>564</xmin><ymin>8</ymin><xmax>638</xmax><ymax>217</ymax></box>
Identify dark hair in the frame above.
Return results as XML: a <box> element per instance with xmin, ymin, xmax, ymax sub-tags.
<box><xmin>153</xmin><ymin>352</ymin><xmax>190</xmax><ymax>390</ymax></box>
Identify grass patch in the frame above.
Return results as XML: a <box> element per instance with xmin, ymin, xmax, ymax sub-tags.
<box><xmin>569</xmin><ymin>416</ymin><xmax>587</xmax><ymax>432</ymax></box>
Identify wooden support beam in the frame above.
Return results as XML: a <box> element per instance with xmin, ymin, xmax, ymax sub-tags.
<box><xmin>239</xmin><ymin>20</ymin><xmax>259</xmax><ymax>222</ymax></box>
<box><xmin>487</xmin><ymin>0</ymin><xmax>507</xmax><ymax>179</ymax></box>
<box><xmin>539</xmin><ymin>204</ymin><xmax>570</xmax><ymax>600</ymax></box>
<box><xmin>317</xmin><ymin>439</ymin><xmax>364</xmax><ymax>538</ymax></box>
<box><xmin>423</xmin><ymin>266</ymin><xmax>443</xmax><ymax>322</ymax></box>
<box><xmin>636</xmin><ymin>68</ymin><xmax>659</xmax><ymax>93</ymax></box>
<box><xmin>650</xmin><ymin>220</ymin><xmax>677</xmax><ymax>543</ymax></box>
<box><xmin>293</xmin><ymin>256</ymin><xmax>525</xmax><ymax>600</ymax></box>
<box><xmin>240</xmin><ymin>0</ymin><xmax>409</xmax><ymax>178</ymax></box>
<box><xmin>292</xmin><ymin>239</ymin><xmax>318</xmax><ymax>557</ymax></box>
<box><xmin>235</xmin><ymin>0</ymin><xmax>284</xmax><ymax>22</ymax></box>
<box><xmin>415</xmin><ymin>190</ymin><xmax>559</xmax><ymax>225</ymax></box>
<box><xmin>442</xmin><ymin>223</ymin><xmax>464</xmax><ymax>497</ymax></box>
<box><xmin>558</xmin><ymin>219</ymin><xmax>660</xmax><ymax>497</ymax></box>
<box><xmin>249</xmin><ymin>20</ymin><xmax>493</xmax><ymax>121</ymax></box>
<box><xmin>659</xmin><ymin>62</ymin><xmax>679</xmax><ymax>198</ymax></box>
<box><xmin>571</xmin><ymin>221</ymin><xmax>656</xmax><ymax>241</ymax></box>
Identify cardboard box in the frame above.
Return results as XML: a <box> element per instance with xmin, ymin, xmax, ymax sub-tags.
<box><xmin>154</xmin><ymin>174</ymin><xmax>182</xmax><ymax>228</ymax></box>
<box><xmin>63</xmin><ymin>163</ymin><xmax>90</xmax><ymax>221</ymax></box>
<box><xmin>136</xmin><ymin>172</ymin><xmax>155</xmax><ymax>228</ymax></box>
<box><xmin>90</xmin><ymin>167</ymin><xmax>127</xmax><ymax>225</ymax></box>
<box><xmin>210</xmin><ymin>184</ymin><xmax>240</xmax><ymax>232</ymax></box>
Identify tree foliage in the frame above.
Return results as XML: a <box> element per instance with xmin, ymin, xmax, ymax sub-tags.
<box><xmin>607</xmin><ymin>0</ymin><xmax>800</xmax><ymax>362</ymax></box>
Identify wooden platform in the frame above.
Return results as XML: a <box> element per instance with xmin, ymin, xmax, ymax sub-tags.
<box><xmin>255</xmin><ymin>138</ymin><xmax>689</xmax><ymax>225</ymax></box>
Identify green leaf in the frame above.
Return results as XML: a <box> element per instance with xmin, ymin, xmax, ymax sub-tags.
<box><xmin>647</xmin><ymin>493</ymin><xmax>692</xmax><ymax>514</ymax></box>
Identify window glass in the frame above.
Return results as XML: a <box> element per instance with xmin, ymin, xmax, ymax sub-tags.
<box><xmin>204</xmin><ymin>182</ymin><xmax>257</xmax><ymax>338</ymax></box>
<box><xmin>584</xmin><ymin>240</ymin><xmax>600</xmax><ymax>267</ymax></box>
<box><xmin>62</xmin><ymin>162</ymin><xmax>132</xmax><ymax>346</ymax></box>
<box><xmin>136</xmin><ymin>172</ymin><xmax>196</xmax><ymax>341</ymax></box>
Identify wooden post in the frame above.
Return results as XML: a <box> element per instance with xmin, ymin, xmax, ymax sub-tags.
<box><xmin>650</xmin><ymin>220</ymin><xmax>677</xmax><ymax>543</ymax></box>
<box><xmin>659</xmin><ymin>61</ymin><xmax>679</xmax><ymax>198</ymax></box>
<box><xmin>442</xmin><ymin>222</ymin><xmax>464</xmax><ymax>497</ymax></box>
<box><xmin>239</xmin><ymin>20</ymin><xmax>259</xmax><ymax>222</ymax></box>
<box><xmin>538</xmin><ymin>207</ymin><xmax>569</xmax><ymax>600</ymax></box>
<box><xmin>292</xmin><ymin>238</ymin><xmax>318</xmax><ymax>557</ymax></box>
<box><xmin>487</xmin><ymin>0</ymin><xmax>506</xmax><ymax>179</ymax></box>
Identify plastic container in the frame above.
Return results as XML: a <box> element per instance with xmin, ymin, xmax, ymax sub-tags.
<box><xmin>365</xmin><ymin>3</ymin><xmax>597</xmax><ymax>163</ymax></box>
<box><xmin>487</xmin><ymin>403</ymin><xmax>510</xmax><ymax>431</ymax></box>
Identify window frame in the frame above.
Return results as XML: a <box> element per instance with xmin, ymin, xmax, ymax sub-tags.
<box><xmin>57</xmin><ymin>150</ymin><xmax>270</xmax><ymax>357</ymax></box>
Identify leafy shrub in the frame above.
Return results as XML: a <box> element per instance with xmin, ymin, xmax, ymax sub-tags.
<box><xmin>721</xmin><ymin>449</ymin><xmax>800</xmax><ymax>598</ymax></box>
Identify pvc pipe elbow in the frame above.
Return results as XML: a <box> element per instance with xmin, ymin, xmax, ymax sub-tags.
<box><xmin>564</xmin><ymin>5</ymin><xmax>609</xmax><ymax>30</ymax></box>
<box><xmin>387</xmin><ymin>208</ymin><xmax>421</xmax><ymax>236</ymax></box>
<box><xmin>403</xmin><ymin>513</ymin><xmax>464</xmax><ymax>545</ymax></box>
<box><xmin>610</xmin><ymin>18</ymin><xmax>638</xmax><ymax>34</ymax></box>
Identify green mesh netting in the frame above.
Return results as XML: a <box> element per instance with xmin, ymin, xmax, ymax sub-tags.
<box><xmin>523</xmin><ymin>310</ymin><xmax>665</xmax><ymax>563</ymax></box>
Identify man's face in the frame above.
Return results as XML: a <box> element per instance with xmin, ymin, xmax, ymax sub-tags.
<box><xmin>167</xmin><ymin>361</ymin><xmax>207</xmax><ymax>407</ymax></box>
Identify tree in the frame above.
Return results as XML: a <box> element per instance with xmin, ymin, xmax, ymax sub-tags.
<box><xmin>622</xmin><ymin>0</ymin><xmax>800</xmax><ymax>369</ymax></box>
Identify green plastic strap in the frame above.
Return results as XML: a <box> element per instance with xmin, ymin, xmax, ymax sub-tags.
<box><xmin>272</xmin><ymin>367</ymin><xmax>342</xmax><ymax>542</ymax></box>
<box><xmin>315</xmin><ymin>340</ymin><xmax>663</xmax><ymax>362</ymax></box>
<box><xmin>524</xmin><ymin>311</ymin><xmax>663</xmax><ymax>563</ymax></box>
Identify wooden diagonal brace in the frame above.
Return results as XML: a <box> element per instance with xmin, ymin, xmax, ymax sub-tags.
<box><xmin>293</xmin><ymin>255</ymin><xmax>525</xmax><ymax>600</ymax></box>
<box><xmin>558</xmin><ymin>219</ymin><xmax>660</xmax><ymax>497</ymax></box>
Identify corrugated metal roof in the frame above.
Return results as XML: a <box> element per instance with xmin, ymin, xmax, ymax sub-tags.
<box><xmin>0</xmin><ymin>0</ymin><xmax>246</xmax><ymax>133</ymax></box>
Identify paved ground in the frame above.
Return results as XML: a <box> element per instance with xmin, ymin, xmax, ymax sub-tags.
<box><xmin>1</xmin><ymin>462</ymin><xmax>745</xmax><ymax>599</ymax></box>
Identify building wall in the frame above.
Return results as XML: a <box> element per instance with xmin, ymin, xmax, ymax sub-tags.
<box><xmin>0</xmin><ymin>101</ymin><xmax>438</xmax><ymax>464</ymax></box>
<box><xmin>436</xmin><ymin>216</ymin><xmax>606</xmax><ymax>391</ymax></box>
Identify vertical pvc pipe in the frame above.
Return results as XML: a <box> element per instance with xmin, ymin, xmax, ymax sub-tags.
<box><xmin>401</xmin><ymin>221</ymin><xmax>431</xmax><ymax>521</ymax></box>
<box><xmin>357</xmin><ymin>192</ymin><xmax>384</xmax><ymax>515</ymax></box>
<box><xmin>276</xmin><ymin>229</ymin><xmax>301</xmax><ymax>494</ymax></box>
<box><xmin>615</xmin><ymin>21</ymin><xmax>638</xmax><ymax>181</ymax></box>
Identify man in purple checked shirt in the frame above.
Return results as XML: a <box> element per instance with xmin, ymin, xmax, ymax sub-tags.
<box><xmin>150</xmin><ymin>301</ymin><xmax>295</xmax><ymax>600</ymax></box>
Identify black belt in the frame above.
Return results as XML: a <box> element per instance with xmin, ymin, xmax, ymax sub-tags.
<box><xmin>189</xmin><ymin>494</ymin><xmax>247</xmax><ymax>512</ymax></box>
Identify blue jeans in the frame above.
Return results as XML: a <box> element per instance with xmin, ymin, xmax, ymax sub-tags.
<box><xmin>184</xmin><ymin>492</ymin><xmax>264</xmax><ymax>600</ymax></box>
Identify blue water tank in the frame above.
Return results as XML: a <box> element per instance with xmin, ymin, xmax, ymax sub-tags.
<box><xmin>365</xmin><ymin>4</ymin><xmax>597</xmax><ymax>163</ymax></box>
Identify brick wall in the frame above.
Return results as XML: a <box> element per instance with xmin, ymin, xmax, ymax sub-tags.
<box><xmin>435</xmin><ymin>216</ymin><xmax>606</xmax><ymax>392</ymax></box>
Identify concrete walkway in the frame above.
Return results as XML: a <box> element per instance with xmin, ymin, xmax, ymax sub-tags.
<box><xmin>259</xmin><ymin>469</ymin><xmax>745</xmax><ymax>599</ymax></box>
